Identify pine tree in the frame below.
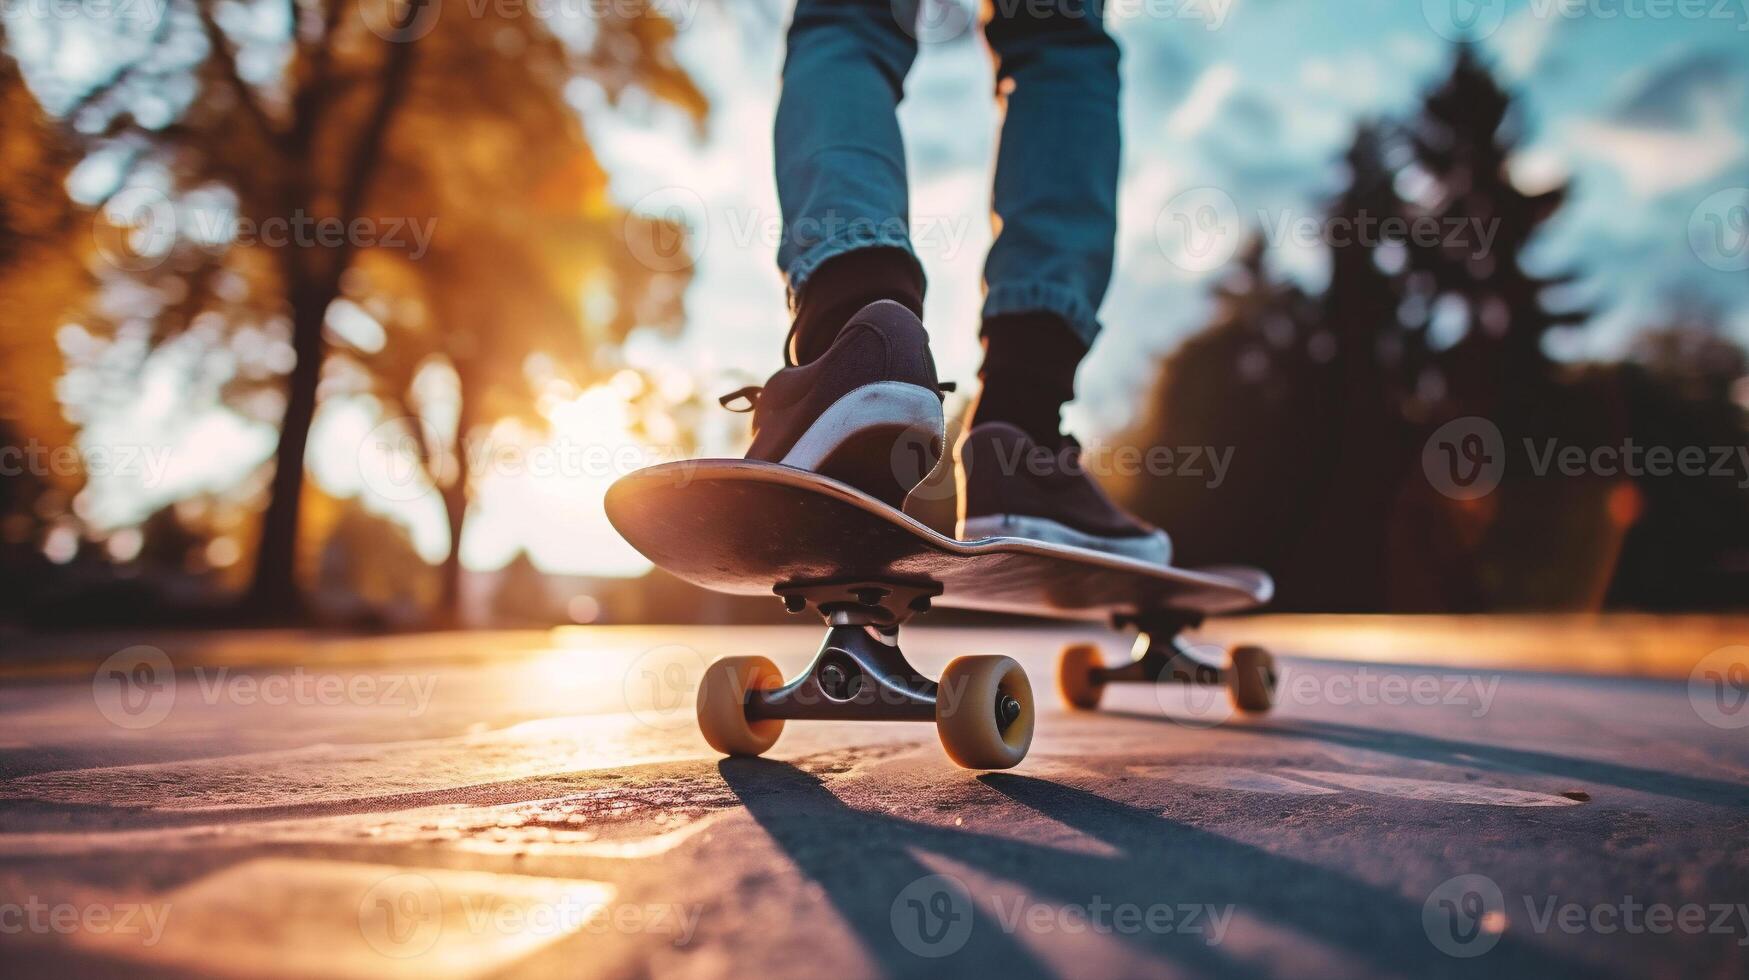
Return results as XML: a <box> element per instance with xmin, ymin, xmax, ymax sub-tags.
<box><xmin>1405</xmin><ymin>44</ymin><xmax>1585</xmax><ymax>412</ymax></box>
<box><xmin>1114</xmin><ymin>237</ymin><xmax>1329</xmax><ymax>588</ymax></box>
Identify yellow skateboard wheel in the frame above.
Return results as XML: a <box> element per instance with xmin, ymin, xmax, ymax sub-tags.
<box><xmin>936</xmin><ymin>655</ymin><xmax>1033</xmax><ymax>769</ymax></box>
<box><xmin>697</xmin><ymin>656</ymin><xmax>785</xmax><ymax>756</ymax></box>
<box><xmin>1227</xmin><ymin>645</ymin><xmax>1277</xmax><ymax>713</ymax></box>
<box><xmin>1056</xmin><ymin>643</ymin><xmax>1107</xmax><ymax>710</ymax></box>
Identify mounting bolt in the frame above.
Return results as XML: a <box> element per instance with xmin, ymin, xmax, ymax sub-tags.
<box><xmin>853</xmin><ymin>587</ymin><xmax>887</xmax><ymax>606</ymax></box>
<box><xmin>782</xmin><ymin>594</ymin><xmax>806</xmax><ymax>614</ymax></box>
<box><xmin>910</xmin><ymin>595</ymin><xmax>932</xmax><ymax>613</ymax></box>
<box><xmin>818</xmin><ymin>661</ymin><xmax>861</xmax><ymax>700</ymax></box>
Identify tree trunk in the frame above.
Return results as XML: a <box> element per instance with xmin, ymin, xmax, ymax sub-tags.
<box><xmin>242</xmin><ymin>277</ymin><xmax>327</xmax><ymax>620</ymax></box>
<box><xmin>240</xmin><ymin>37</ymin><xmax>418</xmax><ymax>622</ymax></box>
<box><xmin>437</xmin><ymin>416</ymin><xmax>471</xmax><ymax>626</ymax></box>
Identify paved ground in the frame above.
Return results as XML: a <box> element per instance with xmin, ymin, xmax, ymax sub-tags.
<box><xmin>0</xmin><ymin>621</ymin><xmax>1746</xmax><ymax>979</ymax></box>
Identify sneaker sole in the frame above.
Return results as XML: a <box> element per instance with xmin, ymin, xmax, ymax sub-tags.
<box><xmin>958</xmin><ymin>514</ymin><xmax>1173</xmax><ymax>566</ymax></box>
<box><xmin>780</xmin><ymin>381</ymin><xmax>945</xmax><ymax>510</ymax></box>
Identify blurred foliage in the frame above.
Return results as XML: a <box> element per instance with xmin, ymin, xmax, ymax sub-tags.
<box><xmin>1118</xmin><ymin>45</ymin><xmax>1749</xmax><ymax>611</ymax></box>
<box><xmin>2</xmin><ymin>0</ymin><xmax>707</xmax><ymax>623</ymax></box>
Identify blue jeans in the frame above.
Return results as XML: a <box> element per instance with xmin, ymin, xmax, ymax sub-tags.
<box><xmin>774</xmin><ymin>0</ymin><xmax>1121</xmax><ymax>347</ymax></box>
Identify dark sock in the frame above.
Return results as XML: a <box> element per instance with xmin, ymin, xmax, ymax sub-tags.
<box><xmin>788</xmin><ymin>247</ymin><xmax>924</xmax><ymax>365</ymax></box>
<box><xmin>969</xmin><ymin>312</ymin><xmax>1088</xmax><ymax>445</ymax></box>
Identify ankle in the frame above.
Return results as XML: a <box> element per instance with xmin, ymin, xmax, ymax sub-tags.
<box><xmin>788</xmin><ymin>248</ymin><xmax>924</xmax><ymax>364</ymax></box>
<box><xmin>967</xmin><ymin>313</ymin><xmax>1087</xmax><ymax>445</ymax></box>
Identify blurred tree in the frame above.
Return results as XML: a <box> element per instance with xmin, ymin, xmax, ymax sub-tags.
<box><xmin>1114</xmin><ymin>238</ymin><xmax>1328</xmax><ymax>586</ymax></box>
<box><xmin>54</xmin><ymin>0</ymin><xmax>705</xmax><ymax>620</ymax></box>
<box><xmin>0</xmin><ymin>39</ymin><xmax>88</xmax><ymax>611</ymax></box>
<box><xmin>1402</xmin><ymin>43</ymin><xmax>1585</xmax><ymax>413</ymax></box>
<box><xmin>308</xmin><ymin>487</ymin><xmax>434</xmax><ymax>627</ymax></box>
<box><xmin>1285</xmin><ymin>123</ymin><xmax>1420</xmax><ymax>608</ymax></box>
<box><xmin>1119</xmin><ymin>47</ymin><xmax>1625</xmax><ymax>611</ymax></box>
<box><xmin>1604</xmin><ymin>311</ymin><xmax>1749</xmax><ymax>607</ymax></box>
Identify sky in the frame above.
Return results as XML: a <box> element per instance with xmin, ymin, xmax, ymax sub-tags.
<box><xmin>600</xmin><ymin>0</ymin><xmax>1749</xmax><ymax>438</ymax></box>
<box><xmin>14</xmin><ymin>0</ymin><xmax>1749</xmax><ymax>579</ymax></box>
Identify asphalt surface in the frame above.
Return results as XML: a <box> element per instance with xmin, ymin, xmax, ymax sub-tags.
<box><xmin>0</xmin><ymin>622</ymin><xmax>1745</xmax><ymax>979</ymax></box>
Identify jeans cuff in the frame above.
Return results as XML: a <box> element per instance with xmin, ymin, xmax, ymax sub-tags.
<box><xmin>983</xmin><ymin>282</ymin><xmax>1101</xmax><ymax>347</ymax></box>
<box><xmin>785</xmin><ymin>229</ymin><xmax>922</xmax><ymax>312</ymax></box>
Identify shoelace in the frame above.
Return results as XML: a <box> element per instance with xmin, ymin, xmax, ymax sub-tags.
<box><xmin>717</xmin><ymin>380</ymin><xmax>956</xmax><ymax>414</ymax></box>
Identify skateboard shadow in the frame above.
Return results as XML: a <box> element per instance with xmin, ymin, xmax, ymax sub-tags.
<box><xmin>1139</xmin><ymin>714</ymin><xmax>1749</xmax><ymax>807</ymax></box>
<box><xmin>717</xmin><ymin>757</ymin><xmax>1269</xmax><ymax>979</ymax></box>
<box><xmin>979</xmin><ymin>774</ymin><xmax>1583</xmax><ymax>977</ymax></box>
<box><xmin>718</xmin><ymin>759</ymin><xmax>1579</xmax><ymax>978</ymax></box>
<box><xmin>717</xmin><ymin>757</ymin><xmax>1062</xmax><ymax>979</ymax></box>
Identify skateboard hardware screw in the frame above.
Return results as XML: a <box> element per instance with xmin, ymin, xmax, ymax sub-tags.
<box><xmin>910</xmin><ymin>595</ymin><xmax>932</xmax><ymax>613</ymax></box>
<box><xmin>996</xmin><ymin>693</ymin><xmax>1022</xmax><ymax>730</ymax></box>
<box><xmin>818</xmin><ymin>661</ymin><xmax>862</xmax><ymax>701</ymax></box>
<box><xmin>853</xmin><ymin>587</ymin><xmax>888</xmax><ymax>606</ymax></box>
<box><xmin>783</xmin><ymin>594</ymin><xmax>807</xmax><ymax>614</ymax></box>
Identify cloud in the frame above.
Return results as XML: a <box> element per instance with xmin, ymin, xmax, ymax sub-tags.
<box><xmin>1609</xmin><ymin>51</ymin><xmax>1746</xmax><ymax>130</ymax></box>
<box><xmin>1492</xmin><ymin>4</ymin><xmax>1562</xmax><ymax>80</ymax></box>
<box><xmin>1565</xmin><ymin>50</ymin><xmax>1747</xmax><ymax>198</ymax></box>
<box><xmin>1168</xmin><ymin>63</ymin><xmax>1239</xmax><ymax>140</ymax></box>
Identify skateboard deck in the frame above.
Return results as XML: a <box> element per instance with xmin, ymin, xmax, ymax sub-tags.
<box><xmin>607</xmin><ymin>459</ymin><xmax>1279</xmax><ymax>770</ymax></box>
<box><xmin>605</xmin><ymin>459</ymin><xmax>1271</xmax><ymax>621</ymax></box>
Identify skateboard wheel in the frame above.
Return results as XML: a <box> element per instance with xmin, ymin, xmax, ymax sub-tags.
<box><xmin>697</xmin><ymin>656</ymin><xmax>785</xmax><ymax>756</ymax></box>
<box><xmin>935</xmin><ymin>656</ymin><xmax>1033</xmax><ymax>770</ymax></box>
<box><xmin>1227</xmin><ymin>645</ymin><xmax>1277</xmax><ymax>713</ymax></box>
<box><xmin>1056</xmin><ymin>643</ymin><xmax>1106</xmax><ymax>710</ymax></box>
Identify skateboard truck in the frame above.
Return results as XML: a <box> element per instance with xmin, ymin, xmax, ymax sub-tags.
<box><xmin>693</xmin><ymin>577</ymin><xmax>1034</xmax><ymax>769</ymax></box>
<box><xmin>1057</xmin><ymin>609</ymin><xmax>1278</xmax><ymax>714</ymax></box>
<box><xmin>750</xmin><ymin>579</ymin><xmax>946</xmax><ymax>722</ymax></box>
<box><xmin>772</xmin><ymin>578</ymin><xmax>943</xmax><ymax>627</ymax></box>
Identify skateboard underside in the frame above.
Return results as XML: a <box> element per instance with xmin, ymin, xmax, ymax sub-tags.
<box><xmin>605</xmin><ymin>460</ymin><xmax>1271</xmax><ymax>622</ymax></box>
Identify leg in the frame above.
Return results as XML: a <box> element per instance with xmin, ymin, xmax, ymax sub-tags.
<box><xmin>970</xmin><ymin>0</ymin><xmax>1120</xmax><ymax>443</ymax></box>
<box><xmin>775</xmin><ymin>0</ymin><xmax>927</xmax><ymax>364</ymax></box>
<box><xmin>980</xmin><ymin>0</ymin><xmax>1121</xmax><ymax>354</ymax></box>
<box><xmin>742</xmin><ymin>1</ymin><xmax>946</xmax><ymax>506</ymax></box>
<box><xmin>955</xmin><ymin>2</ymin><xmax>1161</xmax><ymax>559</ymax></box>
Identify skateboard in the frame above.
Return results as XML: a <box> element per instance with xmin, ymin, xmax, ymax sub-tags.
<box><xmin>605</xmin><ymin>459</ymin><xmax>1279</xmax><ymax>770</ymax></box>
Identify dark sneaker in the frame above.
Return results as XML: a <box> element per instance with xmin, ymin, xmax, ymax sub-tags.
<box><xmin>726</xmin><ymin>300</ymin><xmax>946</xmax><ymax>509</ymax></box>
<box><xmin>955</xmin><ymin>422</ymin><xmax>1172</xmax><ymax>565</ymax></box>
